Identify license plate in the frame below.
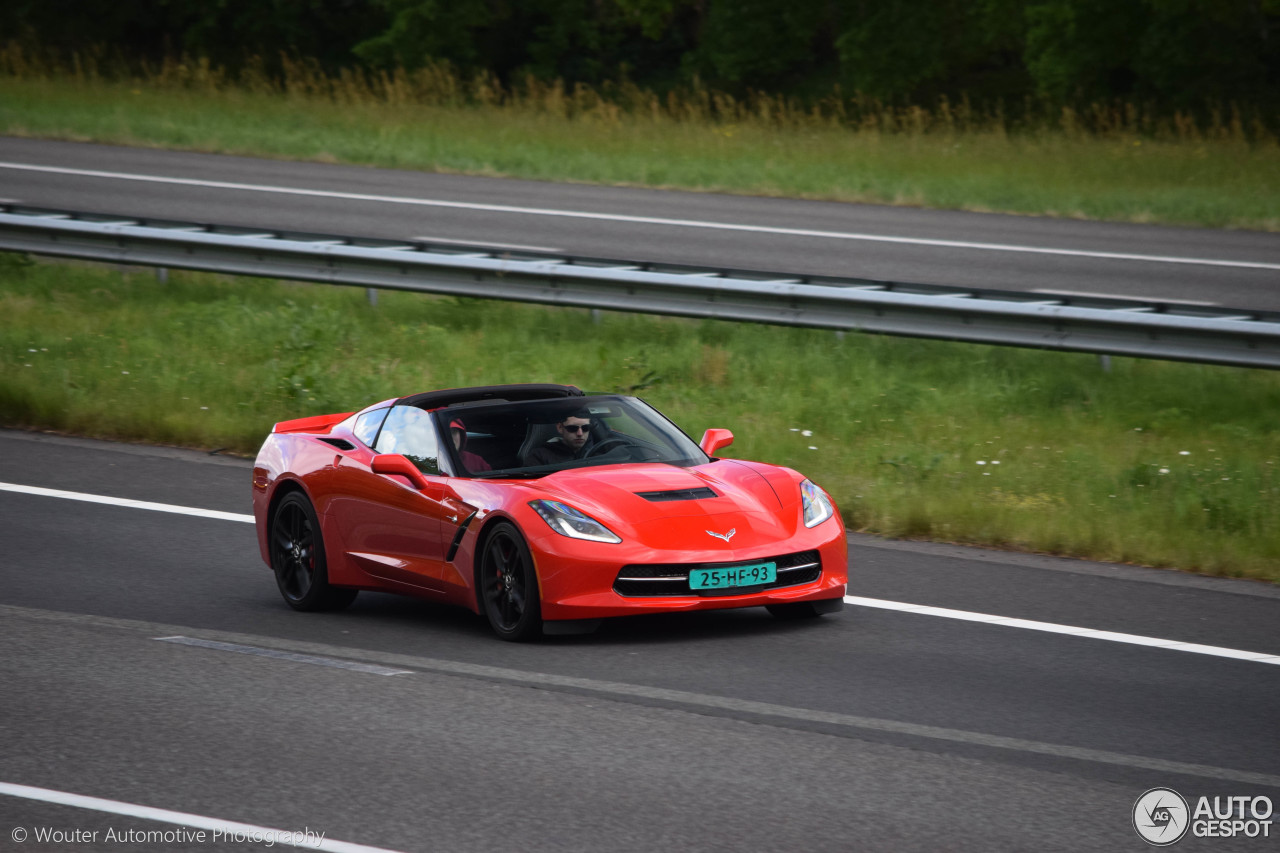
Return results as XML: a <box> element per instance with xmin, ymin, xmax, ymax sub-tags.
<box><xmin>689</xmin><ymin>562</ymin><xmax>776</xmax><ymax>591</ymax></box>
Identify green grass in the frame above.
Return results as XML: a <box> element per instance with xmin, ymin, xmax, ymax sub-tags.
<box><xmin>1</xmin><ymin>73</ymin><xmax>1278</xmax><ymax>230</ymax></box>
<box><xmin>4</xmin><ymin>254</ymin><xmax>1279</xmax><ymax>582</ymax></box>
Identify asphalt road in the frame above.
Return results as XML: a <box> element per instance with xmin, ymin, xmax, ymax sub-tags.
<box><xmin>2</xmin><ymin>137</ymin><xmax>1280</xmax><ymax>311</ymax></box>
<box><xmin>2</xmin><ymin>429</ymin><xmax>1278</xmax><ymax>852</ymax></box>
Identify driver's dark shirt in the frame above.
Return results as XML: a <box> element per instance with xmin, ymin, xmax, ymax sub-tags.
<box><xmin>525</xmin><ymin>439</ymin><xmax>578</xmax><ymax>466</ymax></box>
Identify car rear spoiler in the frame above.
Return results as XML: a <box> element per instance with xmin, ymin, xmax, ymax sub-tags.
<box><xmin>272</xmin><ymin>412</ymin><xmax>354</xmax><ymax>435</ymax></box>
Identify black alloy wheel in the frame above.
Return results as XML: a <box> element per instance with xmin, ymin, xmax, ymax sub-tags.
<box><xmin>479</xmin><ymin>522</ymin><xmax>543</xmax><ymax>641</ymax></box>
<box><xmin>269</xmin><ymin>492</ymin><xmax>357</xmax><ymax>611</ymax></box>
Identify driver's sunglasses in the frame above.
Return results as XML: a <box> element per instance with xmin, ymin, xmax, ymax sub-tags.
<box><xmin>562</xmin><ymin>423</ymin><xmax>591</xmax><ymax>433</ymax></box>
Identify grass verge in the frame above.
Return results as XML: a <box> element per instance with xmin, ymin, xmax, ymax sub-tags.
<box><xmin>3</xmin><ymin>254</ymin><xmax>1278</xmax><ymax>582</ymax></box>
<box><xmin>1</xmin><ymin>73</ymin><xmax>1278</xmax><ymax>230</ymax></box>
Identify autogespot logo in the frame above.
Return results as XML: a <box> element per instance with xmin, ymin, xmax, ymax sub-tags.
<box><xmin>1134</xmin><ymin>788</ymin><xmax>1191</xmax><ymax>846</ymax></box>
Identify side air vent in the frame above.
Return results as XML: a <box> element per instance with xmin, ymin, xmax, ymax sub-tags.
<box><xmin>318</xmin><ymin>437</ymin><xmax>356</xmax><ymax>451</ymax></box>
<box><xmin>635</xmin><ymin>487</ymin><xmax>718</xmax><ymax>502</ymax></box>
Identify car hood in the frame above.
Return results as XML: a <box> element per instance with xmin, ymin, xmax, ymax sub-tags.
<box><xmin>524</xmin><ymin>461</ymin><xmax>803</xmax><ymax>552</ymax></box>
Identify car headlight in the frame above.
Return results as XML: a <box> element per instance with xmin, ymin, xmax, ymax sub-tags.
<box><xmin>530</xmin><ymin>500</ymin><xmax>622</xmax><ymax>543</ymax></box>
<box><xmin>800</xmin><ymin>479</ymin><xmax>835</xmax><ymax>528</ymax></box>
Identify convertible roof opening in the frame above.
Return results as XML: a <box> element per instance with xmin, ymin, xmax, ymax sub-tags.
<box><xmin>434</xmin><ymin>394</ymin><xmax>708</xmax><ymax>478</ymax></box>
<box><xmin>398</xmin><ymin>384</ymin><xmax>582</xmax><ymax>410</ymax></box>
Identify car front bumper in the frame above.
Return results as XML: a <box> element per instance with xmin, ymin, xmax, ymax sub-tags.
<box><xmin>527</xmin><ymin>520</ymin><xmax>849</xmax><ymax>621</ymax></box>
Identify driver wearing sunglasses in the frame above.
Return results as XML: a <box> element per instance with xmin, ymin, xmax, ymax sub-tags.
<box><xmin>525</xmin><ymin>412</ymin><xmax>593</xmax><ymax>466</ymax></box>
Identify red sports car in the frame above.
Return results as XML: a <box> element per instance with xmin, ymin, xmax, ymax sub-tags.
<box><xmin>252</xmin><ymin>384</ymin><xmax>847</xmax><ymax>640</ymax></box>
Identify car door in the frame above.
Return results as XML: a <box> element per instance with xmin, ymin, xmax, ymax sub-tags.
<box><xmin>330</xmin><ymin>404</ymin><xmax>454</xmax><ymax>593</ymax></box>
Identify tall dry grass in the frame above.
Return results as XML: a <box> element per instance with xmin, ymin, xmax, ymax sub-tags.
<box><xmin>2</xmin><ymin>42</ymin><xmax>1274</xmax><ymax>144</ymax></box>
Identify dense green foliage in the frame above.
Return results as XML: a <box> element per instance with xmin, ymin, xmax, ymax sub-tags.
<box><xmin>3</xmin><ymin>256</ymin><xmax>1278</xmax><ymax>580</ymax></box>
<box><xmin>5</xmin><ymin>0</ymin><xmax>1278</xmax><ymax>117</ymax></box>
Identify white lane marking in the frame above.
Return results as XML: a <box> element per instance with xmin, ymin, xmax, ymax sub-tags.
<box><xmin>846</xmin><ymin>596</ymin><xmax>1280</xmax><ymax>665</ymax></box>
<box><xmin>156</xmin><ymin>636</ymin><xmax>413</xmax><ymax>675</ymax></box>
<box><xmin>0</xmin><ymin>782</ymin><xmax>406</xmax><ymax>852</ymax></box>
<box><xmin>0</xmin><ymin>481</ymin><xmax>253</xmax><ymax>523</ymax></box>
<box><xmin>5</xmin><ymin>480</ymin><xmax>1276</xmax><ymax>666</ymax></box>
<box><xmin>412</xmin><ymin>234</ymin><xmax>563</xmax><ymax>252</ymax></box>
<box><xmin>3</xmin><ymin>161</ymin><xmax>1278</xmax><ymax>271</ymax></box>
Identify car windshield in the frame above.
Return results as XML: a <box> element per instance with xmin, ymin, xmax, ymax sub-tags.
<box><xmin>433</xmin><ymin>395</ymin><xmax>709</xmax><ymax>478</ymax></box>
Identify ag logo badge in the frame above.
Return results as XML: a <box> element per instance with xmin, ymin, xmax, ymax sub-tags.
<box><xmin>1133</xmin><ymin>788</ymin><xmax>1190</xmax><ymax>846</ymax></box>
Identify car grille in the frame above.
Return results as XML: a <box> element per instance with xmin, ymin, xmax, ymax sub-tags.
<box><xmin>613</xmin><ymin>550</ymin><xmax>822</xmax><ymax>597</ymax></box>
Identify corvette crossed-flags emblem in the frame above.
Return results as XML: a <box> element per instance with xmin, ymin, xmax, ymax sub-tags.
<box><xmin>706</xmin><ymin>528</ymin><xmax>736</xmax><ymax>543</ymax></box>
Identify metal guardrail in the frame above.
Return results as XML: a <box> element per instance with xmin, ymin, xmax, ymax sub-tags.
<box><xmin>2</xmin><ymin>204</ymin><xmax>1279</xmax><ymax>369</ymax></box>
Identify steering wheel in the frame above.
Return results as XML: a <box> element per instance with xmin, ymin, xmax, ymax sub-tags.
<box><xmin>583</xmin><ymin>437</ymin><xmax>634</xmax><ymax>458</ymax></box>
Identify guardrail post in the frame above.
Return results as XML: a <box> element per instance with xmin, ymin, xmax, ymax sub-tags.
<box><xmin>367</xmin><ymin>287</ymin><xmax>378</xmax><ymax>307</ymax></box>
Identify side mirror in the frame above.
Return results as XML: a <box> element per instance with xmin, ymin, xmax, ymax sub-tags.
<box><xmin>371</xmin><ymin>454</ymin><xmax>430</xmax><ymax>490</ymax></box>
<box><xmin>699</xmin><ymin>429</ymin><xmax>734</xmax><ymax>456</ymax></box>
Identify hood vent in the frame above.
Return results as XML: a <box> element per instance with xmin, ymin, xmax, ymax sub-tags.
<box><xmin>635</xmin><ymin>487</ymin><xmax>718</xmax><ymax>502</ymax></box>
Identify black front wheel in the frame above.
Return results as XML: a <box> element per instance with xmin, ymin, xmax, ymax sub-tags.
<box><xmin>269</xmin><ymin>492</ymin><xmax>357</xmax><ymax>612</ymax></box>
<box><xmin>479</xmin><ymin>522</ymin><xmax>543</xmax><ymax>641</ymax></box>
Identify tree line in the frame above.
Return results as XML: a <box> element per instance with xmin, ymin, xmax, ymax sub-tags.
<box><xmin>5</xmin><ymin>0</ymin><xmax>1277</xmax><ymax>114</ymax></box>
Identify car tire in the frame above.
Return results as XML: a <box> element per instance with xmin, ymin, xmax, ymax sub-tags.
<box><xmin>270</xmin><ymin>491</ymin><xmax>358</xmax><ymax>612</ymax></box>
<box><xmin>479</xmin><ymin>521</ymin><xmax>543</xmax><ymax>642</ymax></box>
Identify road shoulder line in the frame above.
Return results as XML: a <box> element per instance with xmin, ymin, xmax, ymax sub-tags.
<box><xmin>846</xmin><ymin>596</ymin><xmax>1280</xmax><ymax>665</ymax></box>
<box><xmin>0</xmin><ymin>782</ymin><xmax>403</xmax><ymax>853</ymax></box>
<box><xmin>0</xmin><ymin>481</ymin><xmax>253</xmax><ymax>523</ymax></box>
